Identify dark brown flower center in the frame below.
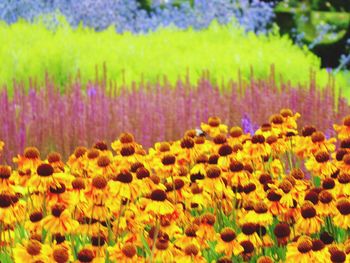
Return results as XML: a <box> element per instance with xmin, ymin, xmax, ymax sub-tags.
<box><xmin>53</xmin><ymin>247</ymin><xmax>69</xmax><ymax>263</ymax></box>
<box><xmin>97</xmin><ymin>156</ymin><xmax>110</xmax><ymax>168</ymax></box>
<box><xmin>206</xmin><ymin>166</ymin><xmax>221</xmax><ymax>178</ymax></box>
<box><xmin>331</xmin><ymin>250</ymin><xmax>346</xmax><ymax>262</ymax></box>
<box><xmin>304</xmin><ymin>191</ymin><xmax>319</xmax><ymax>205</ymax></box>
<box><xmin>320</xmin><ymin>231</ymin><xmax>334</xmax><ymax>245</ymax></box>
<box><xmin>87</xmin><ymin>149</ymin><xmax>99</xmax><ymax>159</ymax></box>
<box><xmin>243</xmin><ymin>183</ymin><xmax>256</xmax><ymax>194</ymax></box>
<box><xmin>259</xmin><ymin>173</ymin><xmax>272</xmax><ymax>185</ymax></box>
<box><xmin>337</xmin><ymin>199</ymin><xmax>350</xmax><ymax>215</ymax></box>
<box><xmin>266</xmin><ymin>135</ymin><xmax>278</xmax><ymax>145</ymax></box>
<box><xmin>213</xmin><ymin>134</ymin><xmax>227</xmax><ymax>144</ymax></box>
<box><xmin>26</xmin><ymin>240</ymin><xmax>42</xmax><ymax>256</ymax></box>
<box><xmin>92</xmin><ymin>176</ymin><xmax>107</xmax><ymax>189</ymax></box>
<box><xmin>257</xmin><ymin>256</ymin><xmax>274</xmax><ymax>263</ymax></box>
<box><xmin>201</xmin><ymin>213</ymin><xmax>216</xmax><ymax>225</ymax></box>
<box><xmin>161</xmin><ymin>154</ymin><xmax>176</xmax><ymax>165</ymax></box>
<box><xmin>242</xmin><ymin>223</ymin><xmax>256</xmax><ymax>235</ymax></box>
<box><xmin>336</xmin><ymin>149</ymin><xmax>348</xmax><ymax>161</ymax></box>
<box><xmin>0</xmin><ymin>166</ymin><xmax>11</xmax><ymax>179</ymax></box>
<box><xmin>344</xmin><ymin>116</ymin><xmax>350</xmax><ymax>127</ymax></box>
<box><xmin>185</xmin><ymin>224</ymin><xmax>199</xmax><ymax>237</ymax></box>
<box><xmin>251</xmin><ymin>135</ymin><xmax>265</xmax><ymax>144</ymax></box>
<box><xmin>230</xmin><ymin>127</ymin><xmax>243</xmax><ymax>138</ymax></box>
<box><xmin>91</xmin><ymin>236</ymin><xmax>106</xmax><ymax>246</ymax></box>
<box><xmin>218</xmin><ymin>144</ymin><xmax>233</xmax><ymax>156</ymax></box>
<box><xmin>115</xmin><ymin>171</ymin><xmax>133</xmax><ymax>183</ymax></box>
<box><xmin>208</xmin><ymin>117</ymin><xmax>221</xmax><ymax>127</ymax></box>
<box><xmin>208</xmin><ymin>154</ymin><xmax>219</xmax><ymax>164</ymax></box>
<box><xmin>261</xmin><ymin>123</ymin><xmax>272</xmax><ymax>132</ymax></box>
<box><xmin>217</xmin><ymin>257</ymin><xmax>233</xmax><ymax>263</ymax></box>
<box><xmin>323</xmin><ymin>178</ymin><xmax>335</xmax><ymax>189</ymax></box>
<box><xmin>297</xmin><ymin>240</ymin><xmax>312</xmax><ymax>253</ymax></box>
<box><xmin>159</xmin><ymin>142</ymin><xmax>170</xmax><ymax>152</ymax></box>
<box><xmin>50</xmin><ymin>183</ymin><xmax>66</xmax><ymax>194</ymax></box>
<box><xmin>136</xmin><ymin>167</ymin><xmax>150</xmax><ymax>179</ymax></box>
<box><xmin>312</xmin><ymin>239</ymin><xmax>325</xmax><ymax>251</ymax></box>
<box><xmin>279</xmin><ymin>180</ymin><xmax>293</xmax><ymax>193</ymax></box>
<box><xmin>30</xmin><ymin>211</ymin><xmax>43</xmax><ymax>222</ymax></box>
<box><xmin>274</xmin><ymin>223</ymin><xmax>290</xmax><ymax>238</ymax></box>
<box><xmin>230</xmin><ymin>160</ymin><xmax>244</xmax><ymax>172</ymax></box>
<box><xmin>233</xmin><ymin>144</ymin><xmax>243</xmax><ymax>152</ymax></box>
<box><xmin>77</xmin><ymin>248</ymin><xmax>94</xmax><ymax>262</ymax></box>
<box><xmin>181</xmin><ymin>137</ymin><xmax>195</xmax><ymax>149</ymax></box>
<box><xmin>52</xmin><ymin>233</ymin><xmax>66</xmax><ymax>244</ymax></box>
<box><xmin>155</xmin><ymin>240</ymin><xmax>169</xmax><ymax>250</ymax></box>
<box><xmin>47</xmin><ymin>152</ymin><xmax>61</xmax><ymax>163</ymax></box>
<box><xmin>290</xmin><ymin>168</ymin><xmax>304</xmax><ymax>180</ymax></box>
<box><xmin>119</xmin><ymin>133</ymin><xmax>134</xmax><ymax>144</ymax></box>
<box><xmin>130</xmin><ymin>162</ymin><xmax>144</xmax><ymax>173</ymax></box>
<box><xmin>150</xmin><ymin>189</ymin><xmax>167</xmax><ymax>201</ymax></box>
<box><xmin>93</xmin><ymin>141</ymin><xmax>108</xmax><ymax>151</ymax></box>
<box><xmin>315</xmin><ymin>151</ymin><xmax>330</xmax><ymax>163</ymax></box>
<box><xmin>122</xmin><ymin>243</ymin><xmax>137</xmax><ymax>258</ymax></box>
<box><xmin>280</xmin><ymin>109</ymin><xmax>293</xmax><ymax>117</ymax></box>
<box><xmin>240</xmin><ymin>240</ymin><xmax>254</xmax><ymax>253</ymax></box>
<box><xmin>302</xmin><ymin>126</ymin><xmax>317</xmax><ymax>137</ymax></box>
<box><xmin>338</xmin><ymin>173</ymin><xmax>350</xmax><ymax>184</ymax></box>
<box><xmin>319</xmin><ymin>190</ymin><xmax>333</xmax><ymax>204</ymax></box>
<box><xmin>341</xmin><ymin>139</ymin><xmax>350</xmax><ymax>149</ymax></box>
<box><xmin>24</xmin><ymin>147</ymin><xmax>40</xmax><ymax>159</ymax></box>
<box><xmin>196</xmin><ymin>154</ymin><xmax>208</xmax><ymax>164</ymax></box>
<box><xmin>311</xmin><ymin>132</ymin><xmax>325</xmax><ymax>143</ymax></box>
<box><xmin>301</xmin><ymin>203</ymin><xmax>316</xmax><ymax>218</ymax></box>
<box><xmin>74</xmin><ymin>147</ymin><xmax>87</xmax><ymax>158</ymax></box>
<box><xmin>184</xmin><ymin>244</ymin><xmax>199</xmax><ymax>256</ymax></box>
<box><xmin>269</xmin><ymin>114</ymin><xmax>284</xmax><ymax>124</ymax></box>
<box><xmin>52</xmin><ymin>204</ymin><xmax>66</xmax><ymax>217</ymax></box>
<box><xmin>220</xmin><ymin>228</ymin><xmax>236</xmax><ymax>242</ymax></box>
<box><xmin>195</xmin><ymin>136</ymin><xmax>205</xmax><ymax>144</ymax></box>
<box><xmin>254</xmin><ymin>201</ymin><xmax>268</xmax><ymax>214</ymax></box>
<box><xmin>37</xmin><ymin>163</ymin><xmax>54</xmax><ymax>176</ymax></box>
<box><xmin>120</xmin><ymin>145</ymin><xmax>135</xmax><ymax>156</ymax></box>
<box><xmin>267</xmin><ymin>190</ymin><xmax>282</xmax><ymax>201</ymax></box>
<box><xmin>0</xmin><ymin>193</ymin><xmax>13</xmax><ymax>208</ymax></box>
<box><xmin>72</xmin><ymin>178</ymin><xmax>85</xmax><ymax>190</ymax></box>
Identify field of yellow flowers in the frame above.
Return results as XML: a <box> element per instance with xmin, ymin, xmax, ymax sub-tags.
<box><xmin>2</xmin><ymin>109</ymin><xmax>350</xmax><ymax>262</ymax></box>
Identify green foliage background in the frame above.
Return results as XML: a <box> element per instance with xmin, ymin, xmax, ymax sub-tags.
<box><xmin>0</xmin><ymin>18</ymin><xmax>346</xmax><ymax>91</ymax></box>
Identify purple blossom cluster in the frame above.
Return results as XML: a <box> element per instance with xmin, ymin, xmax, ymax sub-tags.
<box><xmin>0</xmin><ymin>72</ymin><xmax>346</xmax><ymax>164</ymax></box>
<box><xmin>0</xmin><ymin>0</ymin><xmax>274</xmax><ymax>33</ymax></box>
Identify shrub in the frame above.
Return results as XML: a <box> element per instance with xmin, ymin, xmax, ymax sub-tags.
<box><xmin>0</xmin><ymin>19</ymin><xmax>342</xmax><ymax>91</ymax></box>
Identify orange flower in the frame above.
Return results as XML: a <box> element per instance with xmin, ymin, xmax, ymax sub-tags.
<box><xmin>200</xmin><ymin>116</ymin><xmax>228</xmax><ymax>138</ymax></box>
<box><xmin>215</xmin><ymin>227</ymin><xmax>244</xmax><ymax>256</ymax></box>
<box><xmin>333</xmin><ymin>115</ymin><xmax>350</xmax><ymax>140</ymax></box>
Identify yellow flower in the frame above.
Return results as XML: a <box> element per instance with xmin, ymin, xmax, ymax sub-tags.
<box><xmin>215</xmin><ymin>227</ymin><xmax>244</xmax><ymax>256</ymax></box>
<box><xmin>175</xmin><ymin>244</ymin><xmax>206</xmax><ymax>263</ymax></box>
<box><xmin>145</xmin><ymin>189</ymin><xmax>175</xmax><ymax>216</ymax></box>
<box><xmin>107</xmin><ymin>243</ymin><xmax>144</xmax><ymax>263</ymax></box>
<box><xmin>13</xmin><ymin>239</ymin><xmax>52</xmax><ymax>263</ymax></box>
<box><xmin>286</xmin><ymin>236</ymin><xmax>315</xmax><ymax>263</ymax></box>
<box><xmin>28</xmin><ymin>163</ymin><xmax>61</xmax><ymax>193</ymax></box>
<box><xmin>305</xmin><ymin>150</ymin><xmax>337</xmax><ymax>179</ymax></box>
<box><xmin>41</xmin><ymin>203</ymin><xmax>79</xmax><ymax>235</ymax></box>
<box><xmin>333</xmin><ymin>198</ymin><xmax>350</xmax><ymax>229</ymax></box>
<box><xmin>295</xmin><ymin>201</ymin><xmax>323</xmax><ymax>235</ymax></box>
<box><xmin>333</xmin><ymin>115</ymin><xmax>350</xmax><ymax>140</ymax></box>
<box><xmin>200</xmin><ymin>116</ymin><xmax>228</xmax><ymax>138</ymax></box>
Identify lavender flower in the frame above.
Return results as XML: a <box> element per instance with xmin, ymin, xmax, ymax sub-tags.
<box><xmin>0</xmin><ymin>0</ymin><xmax>274</xmax><ymax>33</ymax></box>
